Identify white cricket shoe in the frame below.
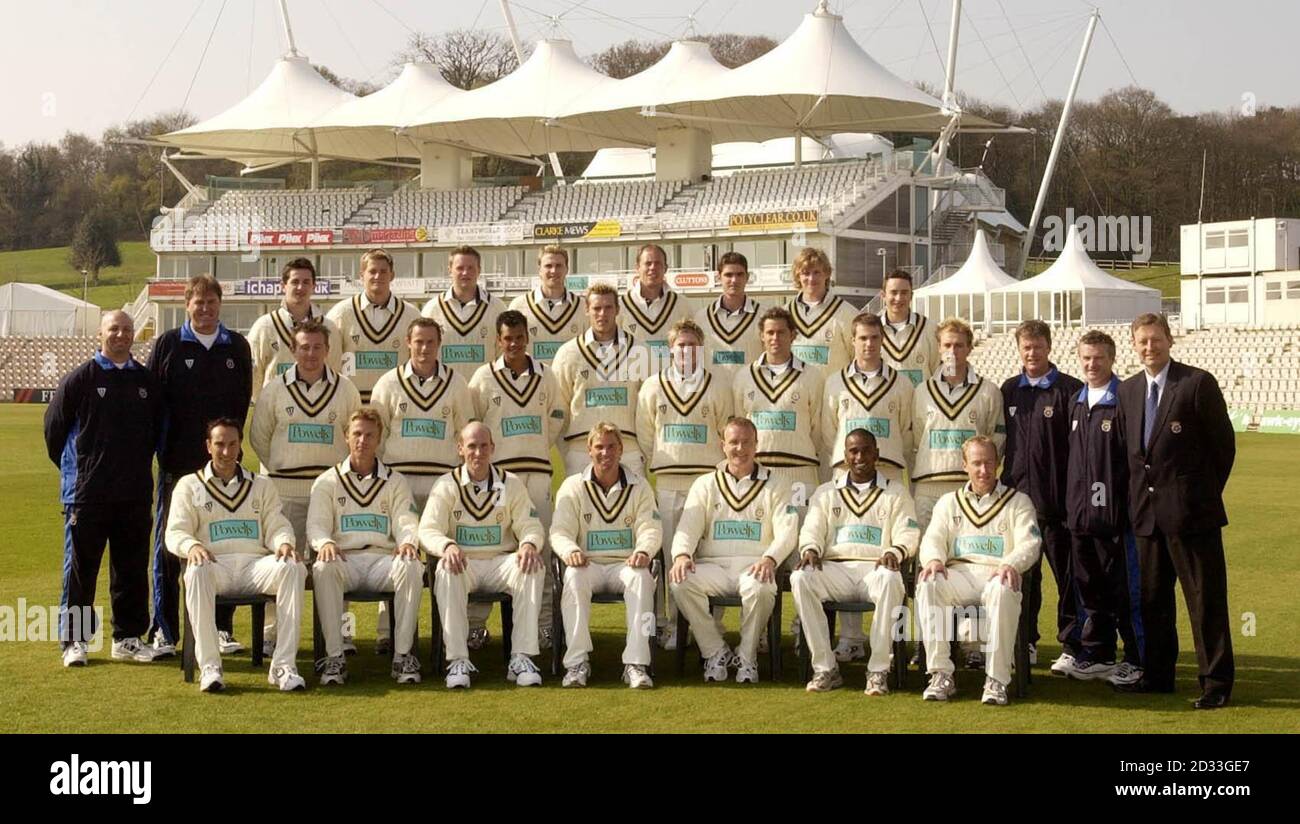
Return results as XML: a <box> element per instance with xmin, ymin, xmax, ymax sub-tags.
<box><xmin>702</xmin><ymin>647</ymin><xmax>732</xmax><ymax>682</ymax></box>
<box><xmin>111</xmin><ymin>637</ymin><xmax>159</xmax><ymax>662</ymax></box>
<box><xmin>735</xmin><ymin>657</ymin><xmax>760</xmax><ymax>684</ymax></box>
<box><xmin>1070</xmin><ymin>659</ymin><xmax>1117</xmax><ymax>681</ymax></box>
<box><xmin>217</xmin><ymin>630</ymin><xmax>244</xmax><ymax>655</ymax></box>
<box><xmin>200</xmin><ymin>665</ymin><xmax>224</xmax><ymax>692</ymax></box>
<box><xmin>805</xmin><ymin>669</ymin><xmax>844</xmax><ymax>693</ymax></box>
<box><xmin>1106</xmin><ymin>661</ymin><xmax>1144</xmax><ymax>687</ymax></box>
<box><xmin>317</xmin><ymin>655</ymin><xmax>347</xmax><ymax>686</ymax></box>
<box><xmin>62</xmin><ymin>642</ymin><xmax>89</xmax><ymax>667</ymax></box>
<box><xmin>562</xmin><ymin>661</ymin><xmax>591</xmax><ymax>688</ymax></box>
<box><xmin>981</xmin><ymin>676</ymin><xmax>1009</xmax><ymax>706</ymax></box>
<box><xmin>1050</xmin><ymin>653</ymin><xmax>1078</xmax><ymax>678</ymax></box>
<box><xmin>864</xmin><ymin>670</ymin><xmax>890</xmax><ymax>696</ymax></box>
<box><xmin>445</xmin><ymin>658</ymin><xmax>477</xmax><ymax>689</ymax></box>
<box><xmin>392</xmin><ymin>653</ymin><xmax>422</xmax><ymax>684</ymax></box>
<box><xmin>506</xmin><ymin>653</ymin><xmax>542</xmax><ymax>686</ymax></box>
<box><xmin>922</xmin><ymin>671</ymin><xmax>957</xmax><ymax>701</ymax></box>
<box><xmin>268</xmin><ymin>665</ymin><xmax>306</xmax><ymax>691</ymax></box>
<box><xmin>150</xmin><ymin>635</ymin><xmax>176</xmax><ymax>658</ymax></box>
<box><xmin>623</xmin><ymin>664</ymin><xmax>654</xmax><ymax>689</ymax></box>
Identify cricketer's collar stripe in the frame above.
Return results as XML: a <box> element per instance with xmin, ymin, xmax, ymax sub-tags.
<box><xmin>201</xmin><ymin>471</ymin><xmax>252</xmax><ymax>513</ymax></box>
<box><xmin>621</xmin><ymin>290</ymin><xmax>678</xmax><ymax>334</ymax></box>
<box><xmin>583</xmin><ymin>478</ymin><xmax>634</xmax><ymax>523</ymax></box>
<box><xmin>750</xmin><ymin>360</ymin><xmax>801</xmax><ymax>403</ymax></box>
<box><xmin>455</xmin><ymin>465</ymin><xmax>500</xmax><ymax>520</ymax></box>
<box><xmin>526</xmin><ymin>292</ymin><xmax>580</xmax><ymax>334</ymax></box>
<box><xmin>492</xmin><ymin>366</ymin><xmax>543</xmax><ymax>407</ymax></box>
<box><xmin>438</xmin><ymin>293</ymin><xmax>490</xmax><ymax>335</ymax></box>
<box><xmin>284</xmin><ymin>372</ymin><xmax>340</xmax><ymax>417</ymax></box>
<box><xmin>398</xmin><ymin>366</ymin><xmax>452</xmax><ymax>411</ymax></box>
<box><xmin>838</xmin><ymin>485</ymin><xmax>883</xmax><ymax>518</ymax></box>
<box><xmin>660</xmin><ymin>369</ymin><xmax>712</xmax><ymax>416</ymax></box>
<box><xmin>789</xmin><ymin>295</ymin><xmax>843</xmax><ymax>338</ymax></box>
<box><xmin>715</xmin><ymin>468</ymin><xmax>767</xmax><ymax>512</ymax></box>
<box><xmin>926</xmin><ymin>376</ymin><xmax>983</xmax><ymax>420</ymax></box>
<box><xmin>956</xmin><ymin>486</ymin><xmax>1018</xmax><ymax>528</ymax></box>
<box><xmin>706</xmin><ymin>301</ymin><xmax>758</xmax><ymax>343</ymax></box>
<box><xmin>351</xmin><ymin>295</ymin><xmax>403</xmax><ymax>344</ymax></box>
<box><xmin>577</xmin><ymin>333</ymin><xmax>634</xmax><ymax>378</ymax></box>
<box><xmin>881</xmin><ymin>313</ymin><xmax>926</xmax><ymax>361</ymax></box>
<box><xmin>842</xmin><ymin>365</ymin><xmax>897</xmax><ymax>410</ymax></box>
<box><xmin>336</xmin><ymin>466</ymin><xmax>387</xmax><ymax>508</ymax></box>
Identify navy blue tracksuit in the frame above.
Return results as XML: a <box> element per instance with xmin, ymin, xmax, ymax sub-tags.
<box><xmin>44</xmin><ymin>353</ymin><xmax>163</xmax><ymax>645</ymax></box>
<box><xmin>1001</xmin><ymin>365</ymin><xmax>1084</xmax><ymax>654</ymax></box>
<box><xmin>147</xmin><ymin>321</ymin><xmax>252</xmax><ymax>644</ymax></box>
<box><xmin>1066</xmin><ymin>378</ymin><xmax>1142</xmax><ymax>665</ymax></box>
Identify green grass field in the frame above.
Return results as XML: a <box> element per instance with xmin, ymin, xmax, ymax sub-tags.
<box><xmin>0</xmin><ymin>241</ymin><xmax>154</xmax><ymax>312</ymax></box>
<box><xmin>2</xmin><ymin>406</ymin><xmax>1297</xmax><ymax>733</ymax></box>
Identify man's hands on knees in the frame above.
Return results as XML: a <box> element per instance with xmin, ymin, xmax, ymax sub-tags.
<box><xmin>441</xmin><ymin>544</ymin><xmax>466</xmax><ymax>574</ymax></box>
<box><xmin>394</xmin><ymin>542</ymin><xmax>418</xmax><ymax>561</ymax></box>
<box><xmin>746</xmin><ymin>556</ymin><xmax>776</xmax><ymax>584</ymax></box>
<box><xmin>669</xmin><ymin>555</ymin><xmax>694</xmax><ymax>584</ymax></box>
<box><xmin>627</xmin><ymin>550</ymin><xmax>650</xmax><ymax>569</ymax></box>
<box><xmin>918</xmin><ymin>559</ymin><xmax>947</xmax><ymax>582</ymax></box>
<box><xmin>565</xmin><ymin>549</ymin><xmax>588</xmax><ymax>568</ymax></box>
<box><xmin>796</xmin><ymin>549</ymin><xmax>821</xmax><ymax>570</ymax></box>
<box><xmin>318</xmin><ymin>542</ymin><xmax>344</xmax><ymax>563</ymax></box>
<box><xmin>878</xmin><ymin>553</ymin><xmax>900</xmax><ymax>572</ymax></box>
<box><xmin>516</xmin><ymin>542</ymin><xmax>542</xmax><ymax>573</ymax></box>
<box><xmin>275</xmin><ymin>542</ymin><xmax>298</xmax><ymax>563</ymax></box>
<box><xmin>187</xmin><ymin>545</ymin><xmax>215</xmax><ymax>566</ymax></box>
<box><xmin>995</xmin><ymin>564</ymin><xmax>1021</xmax><ymax>592</ymax></box>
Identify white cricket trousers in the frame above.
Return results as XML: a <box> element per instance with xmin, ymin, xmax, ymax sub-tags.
<box><xmin>915</xmin><ymin>563</ymin><xmax>1023</xmax><ymax>686</ymax></box>
<box><xmin>313</xmin><ymin>551</ymin><xmax>423</xmax><ymax>659</ymax></box>
<box><xmin>467</xmin><ymin>471</ymin><xmax>555</xmax><ymax>632</ymax></box>
<box><xmin>823</xmin><ymin>467</ymin><xmax>906</xmax><ymax>645</ymax></box>
<box><xmin>791</xmin><ymin>561</ymin><xmax>904</xmax><ymax>675</ymax></box>
<box><xmin>560</xmin><ymin>561</ymin><xmax>655</xmax><ymax>669</ymax></box>
<box><xmin>183</xmin><ymin>552</ymin><xmax>306</xmax><ymax>673</ymax></box>
<box><xmin>435</xmin><ymin>554</ymin><xmax>543</xmax><ymax>662</ymax></box>
<box><xmin>671</xmin><ymin>556</ymin><xmax>775</xmax><ymax>665</ymax></box>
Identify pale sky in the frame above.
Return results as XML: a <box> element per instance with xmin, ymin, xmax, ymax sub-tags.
<box><xmin>1</xmin><ymin>0</ymin><xmax>1297</xmax><ymax>147</ymax></box>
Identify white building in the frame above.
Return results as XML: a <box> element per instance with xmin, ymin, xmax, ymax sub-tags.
<box><xmin>1180</xmin><ymin>218</ymin><xmax>1300</xmax><ymax>328</ymax></box>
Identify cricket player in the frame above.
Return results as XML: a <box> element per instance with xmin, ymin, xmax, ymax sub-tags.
<box><xmin>784</xmin><ymin>247</ymin><xmax>857</xmax><ymax>374</ymax></box>
<box><xmin>325</xmin><ymin>249</ymin><xmax>420</xmax><ymax>404</ymax></box>
<box><xmin>552</xmin><ymin>283</ymin><xmax>652</xmax><ymax>477</ymax></box>
<box><xmin>793</xmin><ymin>429</ymin><xmax>920</xmax><ymax>694</ymax></box>
<box><xmin>692</xmin><ymin>251</ymin><xmax>763</xmax><ymax>375</ymax></box>
<box><xmin>247</xmin><ymin>257</ymin><xmax>341</xmax><ymax>402</ymax></box>
<box><xmin>421</xmin><ymin>246</ymin><xmax>508</xmax><ymax>381</ymax></box>
<box><xmin>165</xmin><ymin>418</ymin><xmax>307</xmax><ymax>693</ymax></box>
<box><xmin>308</xmin><ymin>410</ymin><xmax>423</xmax><ymax>686</ymax></box>
<box><xmin>620</xmin><ymin>243</ymin><xmax>693</xmax><ymax>368</ymax></box>
<box><xmin>551</xmin><ymin>423</ymin><xmax>661</xmax><ymax>689</ymax></box>
<box><xmin>670</xmin><ymin>417</ymin><xmax>798</xmax><ymax>683</ymax></box>
<box><xmin>915</xmin><ymin>436</ymin><xmax>1041</xmax><ymax>705</ymax></box>
<box><xmin>419</xmin><ymin>422</ymin><xmax>547</xmax><ymax>689</ymax></box>
<box><xmin>507</xmin><ymin>245</ymin><xmax>587</xmax><ymax>365</ymax></box>
<box><xmin>878</xmin><ymin>269</ymin><xmax>939</xmax><ymax>388</ymax></box>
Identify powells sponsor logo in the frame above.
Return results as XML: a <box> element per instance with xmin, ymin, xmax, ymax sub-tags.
<box><xmin>585</xmin><ymin>387</ymin><xmax>628</xmax><ymax>408</ymax></box>
<box><xmin>953</xmin><ymin>535</ymin><xmax>1005</xmax><ymax>558</ymax></box>
<box><xmin>287</xmin><ymin>423</ymin><xmax>334</xmax><ymax>445</ymax></box>
<box><xmin>341</xmin><ymin>513</ymin><xmax>389</xmax><ymax>534</ymax></box>
<box><xmin>50</xmin><ymin>754</ymin><xmax>151</xmax><ymax>805</ymax></box>
<box><xmin>835</xmin><ymin>524</ymin><xmax>882</xmax><ymax>546</ymax></box>
<box><xmin>752</xmin><ymin>411</ymin><xmax>796</xmax><ymax>431</ymax></box>
<box><xmin>791</xmin><ymin>344</ymin><xmax>829</xmax><ymax>364</ymax></box>
<box><xmin>586</xmin><ymin>529</ymin><xmax>634</xmax><ymax>552</ymax></box>
<box><xmin>354</xmin><ymin>351</ymin><xmax>398</xmax><ymax>370</ymax></box>
<box><xmin>901</xmin><ymin>369</ymin><xmax>923</xmax><ymax>387</ymax></box>
<box><xmin>455</xmin><ymin>525</ymin><xmax>502</xmax><ymax>546</ymax></box>
<box><xmin>713</xmin><ymin>351</ymin><xmax>745</xmax><ymax>364</ymax></box>
<box><xmin>564</xmin><ymin>275</ymin><xmax>590</xmax><ymax>291</ymax></box>
<box><xmin>712</xmin><ymin>520</ymin><xmax>761</xmax><ymax>541</ymax></box>
<box><xmin>209</xmin><ymin>520</ymin><xmax>259</xmax><ymax>542</ymax></box>
<box><xmin>663</xmin><ymin>423</ymin><xmax>708</xmax><ymax>444</ymax></box>
<box><xmin>501</xmin><ymin>415</ymin><xmax>542</xmax><ymax>437</ymax></box>
<box><xmin>929</xmin><ymin>429</ymin><xmax>975</xmax><ymax>450</ymax></box>
<box><xmin>847</xmin><ymin>417</ymin><xmax>890</xmax><ymax>439</ymax></box>
<box><xmin>275</xmin><ymin>362</ymin><xmax>292</xmax><ymax>375</ymax></box>
<box><xmin>533</xmin><ymin>340</ymin><xmax>563</xmax><ymax>360</ymax></box>
<box><xmin>442</xmin><ymin>344</ymin><xmax>485</xmax><ymax>364</ymax></box>
<box><xmin>402</xmin><ymin>418</ymin><xmax>446</xmax><ymax>440</ymax></box>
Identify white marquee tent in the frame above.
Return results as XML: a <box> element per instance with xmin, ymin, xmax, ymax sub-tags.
<box><xmin>913</xmin><ymin>230</ymin><xmax>1017</xmax><ymax>331</ymax></box>
<box><xmin>0</xmin><ymin>283</ymin><xmax>100</xmax><ymax>337</ymax></box>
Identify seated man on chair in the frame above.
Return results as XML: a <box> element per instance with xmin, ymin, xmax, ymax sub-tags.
<box><xmin>164</xmin><ymin>417</ymin><xmax>307</xmax><ymax>693</ymax></box>
<box><xmin>915</xmin><ymin>435</ymin><xmax>1041</xmax><ymax>705</ymax></box>
<box><xmin>793</xmin><ymin>428</ymin><xmax>920</xmax><ymax>695</ymax></box>
<box><xmin>551</xmin><ymin>423</ymin><xmax>661</xmax><ymax>689</ymax></box>
<box><xmin>419</xmin><ymin>422</ymin><xmax>547</xmax><ymax>689</ymax></box>
<box><xmin>308</xmin><ymin>409</ymin><xmax>423</xmax><ymax>686</ymax></box>
<box><xmin>669</xmin><ymin>417</ymin><xmax>797</xmax><ymax>684</ymax></box>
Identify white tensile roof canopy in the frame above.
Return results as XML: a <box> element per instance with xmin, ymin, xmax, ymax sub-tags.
<box><xmin>580</xmin><ymin>132</ymin><xmax>896</xmax><ymax>179</ymax></box>
<box><xmin>913</xmin><ymin>230</ymin><xmax>1018</xmax><ymax>331</ymax></box>
<box><xmin>310</xmin><ymin>62</ymin><xmax>464</xmax><ymax>160</ymax></box>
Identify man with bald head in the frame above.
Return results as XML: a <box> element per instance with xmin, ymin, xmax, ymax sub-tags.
<box><xmin>418</xmin><ymin>421</ymin><xmax>547</xmax><ymax>689</ymax></box>
<box><xmin>45</xmin><ymin>311</ymin><xmax>165</xmax><ymax>666</ymax></box>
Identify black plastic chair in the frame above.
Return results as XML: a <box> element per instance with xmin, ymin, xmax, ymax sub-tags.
<box><xmin>180</xmin><ymin>591</ymin><xmax>274</xmax><ymax>682</ymax></box>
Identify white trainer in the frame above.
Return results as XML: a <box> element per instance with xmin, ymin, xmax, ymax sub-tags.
<box><xmin>805</xmin><ymin>669</ymin><xmax>844</xmax><ymax>692</ymax></box>
<box><xmin>834</xmin><ymin>639</ymin><xmax>867</xmax><ymax>663</ymax></box>
<box><xmin>562</xmin><ymin>661</ymin><xmax>591</xmax><ymax>688</ymax></box>
<box><xmin>317</xmin><ymin>655</ymin><xmax>347</xmax><ymax>686</ymax></box>
<box><xmin>922</xmin><ymin>671</ymin><xmax>957</xmax><ymax>701</ymax></box>
<box><xmin>199</xmin><ymin>665</ymin><xmax>224</xmax><ymax>692</ymax></box>
<box><xmin>864</xmin><ymin>670</ymin><xmax>890</xmax><ymax>696</ymax></box>
<box><xmin>735</xmin><ymin>657</ymin><xmax>760</xmax><ymax>684</ymax></box>
<box><xmin>1106</xmin><ymin>661</ymin><xmax>1144</xmax><ymax>687</ymax></box>
<box><xmin>506</xmin><ymin>653</ymin><xmax>542</xmax><ymax>686</ymax></box>
<box><xmin>623</xmin><ymin>664</ymin><xmax>654</xmax><ymax>689</ymax></box>
<box><xmin>702</xmin><ymin>647</ymin><xmax>731</xmax><ymax>682</ymax></box>
<box><xmin>445</xmin><ymin>657</ymin><xmax>477</xmax><ymax>689</ymax></box>
<box><xmin>111</xmin><ymin>637</ymin><xmax>159</xmax><ymax>662</ymax></box>
<box><xmin>981</xmin><ymin>676</ymin><xmax>1009</xmax><ymax>706</ymax></box>
<box><xmin>217</xmin><ymin>630</ymin><xmax>244</xmax><ymax>655</ymax></box>
<box><xmin>1070</xmin><ymin>659</ymin><xmax>1117</xmax><ymax>681</ymax></box>
<box><xmin>62</xmin><ymin>642</ymin><xmax>89</xmax><ymax>667</ymax></box>
<box><xmin>150</xmin><ymin>635</ymin><xmax>176</xmax><ymax>658</ymax></box>
<box><xmin>1050</xmin><ymin>653</ymin><xmax>1078</xmax><ymax>678</ymax></box>
<box><xmin>392</xmin><ymin>653</ymin><xmax>422</xmax><ymax>684</ymax></box>
<box><xmin>268</xmin><ymin>665</ymin><xmax>306</xmax><ymax>691</ymax></box>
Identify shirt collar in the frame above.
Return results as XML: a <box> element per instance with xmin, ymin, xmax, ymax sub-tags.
<box><xmin>715</xmin><ymin>296</ymin><xmax>756</xmax><ymax>316</ymax></box>
<box><xmin>667</xmin><ymin>363</ymin><xmax>704</xmax><ymax>384</ymax></box>
<box><xmin>180</xmin><ymin>320</ymin><xmax>231</xmax><ymax>345</ymax></box>
<box><xmin>757</xmin><ymin>352</ymin><xmax>803</xmax><ymax>371</ymax></box>
<box><xmin>1145</xmin><ymin>361</ymin><xmax>1171</xmax><ymax>393</ymax></box>
<box><xmin>885</xmin><ymin>311</ymin><xmax>918</xmax><ymax>331</ymax></box>
<box><xmin>533</xmin><ymin>285</ymin><xmax>571</xmax><ymax>307</ymax></box>
<box><xmin>629</xmin><ymin>280</ymin><xmax>668</xmax><ymax>310</ymax></box>
<box><xmin>835</xmin><ymin>471</ymin><xmax>883</xmax><ymax>490</ymax></box>
<box><xmin>932</xmin><ymin>365</ymin><xmax>979</xmax><ymax>386</ymax></box>
<box><xmin>340</xmin><ymin>455</ymin><xmax>389</xmax><ymax>482</ymax></box>
<box><xmin>278</xmin><ymin>302</ymin><xmax>322</xmax><ymax>323</ymax></box>
<box><xmin>359</xmin><ymin>292</ymin><xmax>398</xmax><ymax>313</ymax></box>
<box><xmin>848</xmin><ymin>360</ymin><xmax>884</xmax><ymax>381</ymax></box>
<box><xmin>721</xmin><ymin>461</ymin><xmax>768</xmax><ymax>484</ymax></box>
<box><xmin>201</xmin><ymin>462</ymin><xmax>247</xmax><ymax>485</ymax></box>
<box><xmin>284</xmin><ymin>364</ymin><xmax>336</xmax><ymax>389</ymax></box>
<box><xmin>584</xmin><ymin>327</ymin><xmax>624</xmax><ymax>349</ymax></box>
<box><xmin>1075</xmin><ymin>375</ymin><xmax>1121</xmax><ymax>407</ymax></box>
<box><xmin>962</xmin><ymin>481</ymin><xmax>1007</xmax><ymax>506</ymax></box>
<box><xmin>403</xmin><ymin>359</ymin><xmax>446</xmax><ymax>384</ymax></box>
<box><xmin>93</xmin><ymin>351</ymin><xmax>137</xmax><ymax>370</ymax></box>
<box><xmin>494</xmin><ymin>354</ymin><xmax>537</xmax><ymax>378</ymax></box>
<box><xmin>457</xmin><ymin>463</ymin><xmax>501</xmax><ymax>490</ymax></box>
<box><xmin>445</xmin><ymin>284</ymin><xmax>489</xmax><ymax>308</ymax></box>
<box><xmin>1018</xmin><ymin>365</ymin><xmax>1059</xmax><ymax>389</ymax></box>
<box><xmin>582</xmin><ymin>463</ymin><xmax>629</xmax><ymax>493</ymax></box>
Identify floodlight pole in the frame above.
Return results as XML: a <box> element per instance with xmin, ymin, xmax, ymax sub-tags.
<box><xmin>1015</xmin><ymin>9</ymin><xmax>1099</xmax><ymax>277</ymax></box>
<box><xmin>499</xmin><ymin>0</ymin><xmax>567</xmax><ymax>183</ymax></box>
<box><xmin>277</xmin><ymin>0</ymin><xmax>299</xmax><ymax>56</ymax></box>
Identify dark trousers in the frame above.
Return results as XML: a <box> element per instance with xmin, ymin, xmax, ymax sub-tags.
<box><xmin>149</xmin><ymin>472</ymin><xmax>233</xmax><ymax>644</ymax></box>
<box><xmin>1024</xmin><ymin>519</ymin><xmax>1077</xmax><ymax>653</ymax></box>
<box><xmin>1136</xmin><ymin>527</ymin><xmax>1234</xmax><ymax>696</ymax></box>
<box><xmin>1069</xmin><ymin>531</ymin><xmax>1143</xmax><ymax>665</ymax></box>
<box><xmin>60</xmin><ymin>503</ymin><xmax>151</xmax><ymax>645</ymax></box>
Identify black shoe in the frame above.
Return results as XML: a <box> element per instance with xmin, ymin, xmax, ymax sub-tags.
<box><xmin>1113</xmin><ymin>676</ymin><xmax>1175</xmax><ymax>694</ymax></box>
<box><xmin>1192</xmin><ymin>692</ymin><xmax>1229</xmax><ymax>710</ymax></box>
